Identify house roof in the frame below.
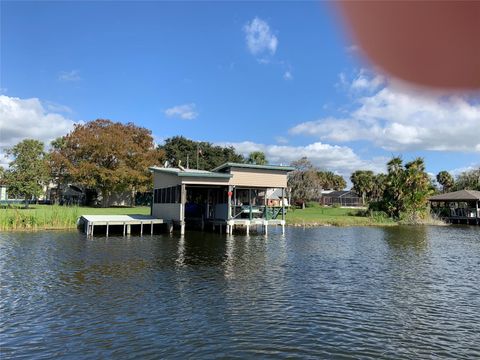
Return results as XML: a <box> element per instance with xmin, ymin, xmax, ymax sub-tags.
<box><xmin>211</xmin><ymin>162</ymin><xmax>295</xmax><ymax>173</ymax></box>
<box><xmin>268</xmin><ymin>188</ymin><xmax>286</xmax><ymax>199</ymax></box>
<box><xmin>149</xmin><ymin>166</ymin><xmax>232</xmax><ymax>178</ymax></box>
<box><xmin>323</xmin><ymin>190</ymin><xmax>359</xmax><ymax>198</ymax></box>
<box><xmin>429</xmin><ymin>189</ymin><xmax>480</xmax><ymax>202</ymax></box>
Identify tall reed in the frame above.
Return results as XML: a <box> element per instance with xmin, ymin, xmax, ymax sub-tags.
<box><xmin>0</xmin><ymin>205</ymin><xmax>80</xmax><ymax>231</ymax></box>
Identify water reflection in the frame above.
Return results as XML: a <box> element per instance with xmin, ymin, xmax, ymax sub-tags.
<box><xmin>1</xmin><ymin>227</ymin><xmax>479</xmax><ymax>359</ymax></box>
<box><xmin>383</xmin><ymin>225</ymin><xmax>428</xmax><ymax>252</ymax></box>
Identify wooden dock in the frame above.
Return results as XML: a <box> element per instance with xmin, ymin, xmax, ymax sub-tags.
<box><xmin>79</xmin><ymin>215</ymin><xmax>168</xmax><ymax>236</ymax></box>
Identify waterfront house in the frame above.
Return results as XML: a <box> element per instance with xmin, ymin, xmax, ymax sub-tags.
<box><xmin>149</xmin><ymin>162</ymin><xmax>294</xmax><ymax>234</ymax></box>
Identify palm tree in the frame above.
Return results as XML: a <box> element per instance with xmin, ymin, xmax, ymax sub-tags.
<box><xmin>247</xmin><ymin>151</ymin><xmax>268</xmax><ymax>165</ymax></box>
<box><xmin>350</xmin><ymin>170</ymin><xmax>374</xmax><ymax>204</ymax></box>
<box><xmin>436</xmin><ymin>171</ymin><xmax>454</xmax><ymax>193</ymax></box>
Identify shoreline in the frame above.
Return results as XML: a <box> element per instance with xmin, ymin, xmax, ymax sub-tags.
<box><xmin>2</xmin><ymin>221</ymin><xmax>454</xmax><ymax>233</ymax></box>
<box><xmin>0</xmin><ymin>204</ymin><xmax>450</xmax><ymax>232</ymax></box>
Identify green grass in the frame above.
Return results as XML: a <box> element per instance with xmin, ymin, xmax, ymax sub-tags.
<box><xmin>0</xmin><ymin>205</ymin><xmax>150</xmax><ymax>231</ymax></box>
<box><xmin>286</xmin><ymin>206</ymin><xmax>396</xmax><ymax>227</ymax></box>
<box><xmin>1</xmin><ymin>204</ymin><xmax>396</xmax><ymax>231</ymax></box>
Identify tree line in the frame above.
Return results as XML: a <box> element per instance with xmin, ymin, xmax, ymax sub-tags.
<box><xmin>0</xmin><ymin>120</ymin><xmax>271</xmax><ymax>207</ymax></box>
<box><xmin>349</xmin><ymin>159</ymin><xmax>480</xmax><ymax>221</ymax></box>
<box><xmin>286</xmin><ymin>156</ymin><xmax>479</xmax><ymax>221</ymax></box>
<box><xmin>2</xmin><ymin>118</ymin><xmax>478</xmax><ymax>216</ymax></box>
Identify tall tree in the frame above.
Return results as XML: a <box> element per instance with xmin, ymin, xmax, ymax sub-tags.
<box><xmin>454</xmin><ymin>168</ymin><xmax>480</xmax><ymax>191</ymax></box>
<box><xmin>380</xmin><ymin>157</ymin><xmax>432</xmax><ymax>220</ymax></box>
<box><xmin>371</xmin><ymin>173</ymin><xmax>387</xmax><ymax>202</ymax></box>
<box><xmin>350</xmin><ymin>170</ymin><xmax>375</xmax><ymax>204</ymax></box>
<box><xmin>159</xmin><ymin>136</ymin><xmax>244</xmax><ymax>170</ymax></box>
<box><xmin>318</xmin><ymin>171</ymin><xmax>346</xmax><ymax>191</ymax></box>
<box><xmin>51</xmin><ymin>119</ymin><xmax>164</xmax><ymax>207</ymax></box>
<box><xmin>4</xmin><ymin>139</ymin><xmax>48</xmax><ymax>206</ymax></box>
<box><xmin>436</xmin><ymin>170</ymin><xmax>454</xmax><ymax>193</ymax></box>
<box><xmin>382</xmin><ymin>157</ymin><xmax>406</xmax><ymax>218</ymax></box>
<box><xmin>48</xmin><ymin>136</ymin><xmax>70</xmax><ymax>204</ymax></box>
<box><xmin>247</xmin><ymin>151</ymin><xmax>268</xmax><ymax>165</ymax></box>
<box><xmin>402</xmin><ymin>158</ymin><xmax>433</xmax><ymax>218</ymax></box>
<box><xmin>288</xmin><ymin>157</ymin><xmax>322</xmax><ymax>208</ymax></box>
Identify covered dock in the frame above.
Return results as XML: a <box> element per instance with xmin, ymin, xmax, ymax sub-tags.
<box><xmin>429</xmin><ymin>190</ymin><xmax>480</xmax><ymax>225</ymax></box>
<box><xmin>150</xmin><ymin>162</ymin><xmax>294</xmax><ymax>235</ymax></box>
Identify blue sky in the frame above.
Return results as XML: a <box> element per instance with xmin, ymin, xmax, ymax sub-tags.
<box><xmin>1</xmin><ymin>1</ymin><xmax>479</xmax><ymax>182</ymax></box>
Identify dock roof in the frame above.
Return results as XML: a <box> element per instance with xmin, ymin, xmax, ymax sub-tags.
<box><xmin>429</xmin><ymin>189</ymin><xmax>480</xmax><ymax>202</ymax></box>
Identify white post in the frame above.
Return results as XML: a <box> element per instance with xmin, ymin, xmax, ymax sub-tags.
<box><xmin>123</xmin><ymin>222</ymin><xmax>126</xmax><ymax>236</ymax></box>
<box><xmin>180</xmin><ymin>184</ymin><xmax>186</xmax><ymax>235</ymax></box>
<box><xmin>246</xmin><ymin>224</ymin><xmax>249</xmax><ymax>236</ymax></box>
<box><xmin>151</xmin><ymin>221</ymin><xmax>154</xmax><ymax>235</ymax></box>
<box><xmin>140</xmin><ymin>221</ymin><xmax>143</xmax><ymax>236</ymax></box>
<box><xmin>106</xmin><ymin>222</ymin><xmax>109</xmax><ymax>237</ymax></box>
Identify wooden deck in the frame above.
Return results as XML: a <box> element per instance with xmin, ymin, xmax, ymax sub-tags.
<box><xmin>79</xmin><ymin>215</ymin><xmax>168</xmax><ymax>236</ymax></box>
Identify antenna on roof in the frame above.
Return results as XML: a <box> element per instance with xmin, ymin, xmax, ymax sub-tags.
<box><xmin>164</xmin><ymin>160</ymin><xmax>170</xmax><ymax>168</ymax></box>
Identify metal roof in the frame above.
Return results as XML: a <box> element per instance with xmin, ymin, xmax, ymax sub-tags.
<box><xmin>149</xmin><ymin>166</ymin><xmax>232</xmax><ymax>178</ymax></box>
<box><xmin>429</xmin><ymin>189</ymin><xmax>480</xmax><ymax>201</ymax></box>
<box><xmin>323</xmin><ymin>190</ymin><xmax>359</xmax><ymax>198</ymax></box>
<box><xmin>268</xmin><ymin>188</ymin><xmax>287</xmax><ymax>199</ymax></box>
<box><xmin>211</xmin><ymin>162</ymin><xmax>295</xmax><ymax>172</ymax></box>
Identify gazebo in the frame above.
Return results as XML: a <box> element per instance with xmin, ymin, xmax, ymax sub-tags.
<box><xmin>429</xmin><ymin>190</ymin><xmax>480</xmax><ymax>225</ymax></box>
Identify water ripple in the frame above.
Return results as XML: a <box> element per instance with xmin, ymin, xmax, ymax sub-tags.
<box><xmin>1</xmin><ymin>226</ymin><xmax>479</xmax><ymax>359</ymax></box>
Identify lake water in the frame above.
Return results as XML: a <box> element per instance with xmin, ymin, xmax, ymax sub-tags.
<box><xmin>1</xmin><ymin>226</ymin><xmax>479</xmax><ymax>359</ymax></box>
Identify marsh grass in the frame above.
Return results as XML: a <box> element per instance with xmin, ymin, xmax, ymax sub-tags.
<box><xmin>0</xmin><ymin>205</ymin><xmax>151</xmax><ymax>231</ymax></box>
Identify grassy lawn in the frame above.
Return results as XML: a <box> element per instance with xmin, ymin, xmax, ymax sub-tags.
<box><xmin>286</xmin><ymin>206</ymin><xmax>396</xmax><ymax>226</ymax></box>
<box><xmin>0</xmin><ymin>205</ymin><xmax>151</xmax><ymax>231</ymax></box>
<box><xmin>1</xmin><ymin>204</ymin><xmax>395</xmax><ymax>231</ymax></box>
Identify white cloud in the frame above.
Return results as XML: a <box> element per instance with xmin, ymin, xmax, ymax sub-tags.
<box><xmin>283</xmin><ymin>71</ymin><xmax>293</xmax><ymax>80</ymax></box>
<box><xmin>243</xmin><ymin>17</ymin><xmax>278</xmax><ymax>56</ymax></box>
<box><xmin>275</xmin><ymin>136</ymin><xmax>289</xmax><ymax>144</ymax></box>
<box><xmin>0</xmin><ymin>95</ymin><xmax>76</xmax><ymax>167</ymax></box>
<box><xmin>291</xmin><ymin>71</ymin><xmax>480</xmax><ymax>152</ymax></box>
<box><xmin>218</xmin><ymin>140</ymin><xmax>387</xmax><ymax>179</ymax></box>
<box><xmin>58</xmin><ymin>70</ymin><xmax>81</xmax><ymax>82</ymax></box>
<box><xmin>164</xmin><ymin>103</ymin><xmax>198</xmax><ymax>120</ymax></box>
<box><xmin>449</xmin><ymin>164</ymin><xmax>480</xmax><ymax>177</ymax></box>
<box><xmin>350</xmin><ymin>69</ymin><xmax>384</xmax><ymax>91</ymax></box>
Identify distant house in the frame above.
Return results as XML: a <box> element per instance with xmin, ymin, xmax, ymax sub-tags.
<box><xmin>266</xmin><ymin>188</ymin><xmax>289</xmax><ymax>207</ymax></box>
<box><xmin>321</xmin><ymin>190</ymin><xmax>364</xmax><ymax>207</ymax></box>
